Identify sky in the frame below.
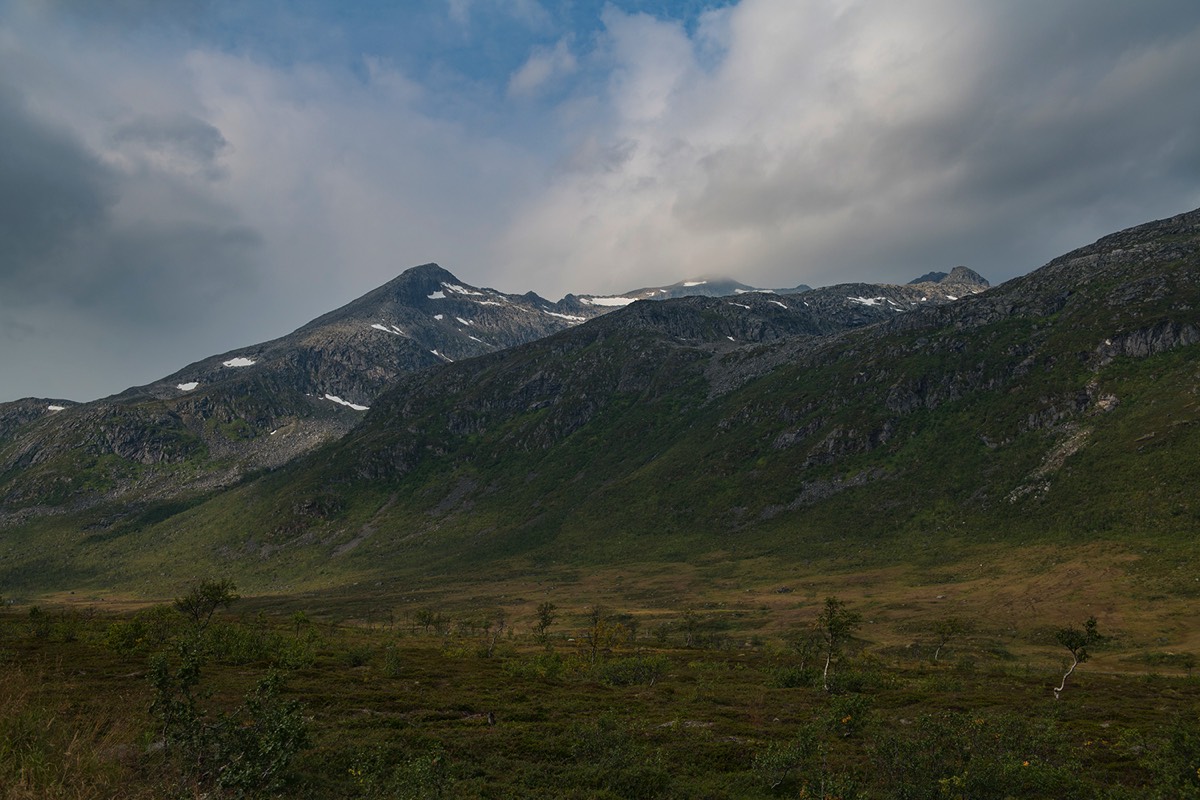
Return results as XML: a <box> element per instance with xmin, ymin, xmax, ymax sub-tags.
<box><xmin>2</xmin><ymin>0</ymin><xmax>1199</xmax><ymax>402</ymax></box>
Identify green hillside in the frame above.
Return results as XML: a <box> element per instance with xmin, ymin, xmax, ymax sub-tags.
<box><xmin>2</xmin><ymin>211</ymin><xmax>1196</xmax><ymax>649</ymax></box>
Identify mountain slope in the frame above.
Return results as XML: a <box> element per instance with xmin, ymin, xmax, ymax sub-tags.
<box><xmin>0</xmin><ymin>263</ymin><xmax>981</xmax><ymax>524</ymax></box>
<box><xmin>2</xmin><ymin>206</ymin><xmax>1180</xmax><ymax>606</ymax></box>
<box><xmin>0</xmin><ymin>264</ymin><xmax>610</xmax><ymax>519</ymax></box>
<box><xmin>14</xmin><ymin>208</ymin><xmax>1192</xmax><ymax>606</ymax></box>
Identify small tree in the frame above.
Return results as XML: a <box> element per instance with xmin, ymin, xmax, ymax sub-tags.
<box><xmin>414</xmin><ymin>608</ymin><xmax>437</xmax><ymax>634</ymax></box>
<box><xmin>174</xmin><ymin>579</ymin><xmax>239</xmax><ymax>632</ymax></box>
<box><xmin>931</xmin><ymin>617</ymin><xmax>971</xmax><ymax>663</ymax></box>
<box><xmin>582</xmin><ymin>605</ymin><xmax>626</xmax><ymax>664</ymax></box>
<box><xmin>533</xmin><ymin>602</ymin><xmax>557</xmax><ymax>644</ymax></box>
<box><xmin>484</xmin><ymin>608</ymin><xmax>507</xmax><ymax>657</ymax></box>
<box><xmin>817</xmin><ymin>597</ymin><xmax>861</xmax><ymax>692</ymax></box>
<box><xmin>680</xmin><ymin>607</ymin><xmax>700</xmax><ymax>648</ymax></box>
<box><xmin>1053</xmin><ymin>616</ymin><xmax>1107</xmax><ymax>699</ymax></box>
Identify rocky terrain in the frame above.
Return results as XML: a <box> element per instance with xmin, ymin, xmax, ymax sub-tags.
<box><xmin>0</xmin><ymin>264</ymin><xmax>980</xmax><ymax>522</ymax></box>
<box><xmin>6</xmin><ymin>205</ymin><xmax>1198</xmax><ymax>600</ymax></box>
<box><xmin>179</xmin><ymin>207</ymin><xmax>1194</xmax><ymax>591</ymax></box>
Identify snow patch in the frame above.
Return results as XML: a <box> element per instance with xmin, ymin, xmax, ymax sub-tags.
<box><xmin>427</xmin><ymin>291</ymin><xmax>446</xmax><ymax>299</ymax></box>
<box><xmin>728</xmin><ymin>302</ymin><xmax>751</xmax><ymax>309</ymax></box>
<box><xmin>46</xmin><ymin>404</ymin><xmax>66</xmax><ymax>412</ymax></box>
<box><xmin>726</xmin><ymin>336</ymin><xmax>735</xmax><ymax>341</ymax></box>
<box><xmin>442</xmin><ymin>282</ymin><xmax>483</xmax><ymax>296</ymax></box>
<box><xmin>847</xmin><ymin>296</ymin><xmax>885</xmax><ymax>307</ymax></box>
<box><xmin>176</xmin><ymin>382</ymin><xmax>200</xmax><ymax>391</ymax></box>
<box><xmin>456</xmin><ymin>317</ymin><xmax>472</xmax><ymax>326</ymax></box>
<box><xmin>543</xmin><ymin>309</ymin><xmax>586</xmax><ymax>322</ymax></box>
<box><xmin>324</xmin><ymin>393</ymin><xmax>369</xmax><ymax>411</ymax></box>
<box><xmin>430</xmin><ymin>349</ymin><xmax>454</xmax><ymax>362</ymax></box>
<box><xmin>476</xmin><ymin>300</ymin><xmax>505</xmax><ymax>306</ymax></box>
<box><xmin>223</xmin><ymin>357</ymin><xmax>256</xmax><ymax>367</ymax></box>
<box><xmin>683</xmin><ymin>280</ymin><xmax>707</xmax><ymax>287</ymax></box>
<box><xmin>581</xmin><ymin>296</ymin><xmax>635</xmax><ymax>307</ymax></box>
<box><xmin>433</xmin><ymin>314</ymin><xmax>444</xmax><ymax>320</ymax></box>
<box><xmin>769</xmin><ymin>300</ymin><xmax>788</xmax><ymax>309</ymax></box>
<box><xmin>946</xmin><ymin>295</ymin><xmax>958</xmax><ymax>301</ymax></box>
<box><xmin>371</xmin><ymin>323</ymin><xmax>405</xmax><ymax>336</ymax></box>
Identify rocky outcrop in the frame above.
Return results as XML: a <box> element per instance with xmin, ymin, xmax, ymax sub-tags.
<box><xmin>1094</xmin><ymin>321</ymin><xmax>1200</xmax><ymax>364</ymax></box>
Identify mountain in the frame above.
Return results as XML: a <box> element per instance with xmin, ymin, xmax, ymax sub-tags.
<box><xmin>574</xmin><ymin>276</ymin><xmax>814</xmax><ymax>307</ymax></box>
<box><xmin>0</xmin><ymin>262</ymin><xmax>979</xmax><ymax>525</ymax></box>
<box><xmin>0</xmin><ymin>265</ymin><xmax>610</xmax><ymax>520</ymax></box>
<box><xmin>0</xmin><ymin>206</ymin><xmax>1190</xmax><ymax>606</ymax></box>
<box><xmin>6</xmin><ymin>208</ymin><xmax>1193</xmax><ymax>605</ymax></box>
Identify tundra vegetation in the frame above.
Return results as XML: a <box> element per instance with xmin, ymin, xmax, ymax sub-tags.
<box><xmin>0</xmin><ymin>590</ymin><xmax>1197</xmax><ymax>799</ymax></box>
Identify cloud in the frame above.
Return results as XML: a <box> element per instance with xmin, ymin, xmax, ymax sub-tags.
<box><xmin>110</xmin><ymin>113</ymin><xmax>230</xmax><ymax>179</ymax></box>
<box><xmin>0</xmin><ymin>78</ymin><xmax>258</xmax><ymax>315</ymax></box>
<box><xmin>0</xmin><ymin>85</ymin><xmax>112</xmax><ymax>273</ymax></box>
<box><xmin>498</xmin><ymin>0</ymin><xmax>1200</xmax><ymax>294</ymax></box>
<box><xmin>3</xmin><ymin>0</ymin><xmax>1200</xmax><ymax>402</ymax></box>
<box><xmin>446</xmin><ymin>0</ymin><xmax>551</xmax><ymax>30</ymax></box>
<box><xmin>508</xmin><ymin>38</ymin><xmax>577</xmax><ymax>98</ymax></box>
<box><xmin>446</xmin><ymin>0</ymin><xmax>471</xmax><ymax>26</ymax></box>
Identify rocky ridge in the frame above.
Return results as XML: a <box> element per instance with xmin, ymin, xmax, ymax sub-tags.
<box><xmin>0</xmin><ymin>262</ymin><xmax>981</xmax><ymax>519</ymax></box>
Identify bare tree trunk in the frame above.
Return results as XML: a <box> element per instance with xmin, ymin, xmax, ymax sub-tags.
<box><xmin>1053</xmin><ymin>654</ymin><xmax>1079</xmax><ymax>700</ymax></box>
<box><xmin>823</xmin><ymin>649</ymin><xmax>832</xmax><ymax>691</ymax></box>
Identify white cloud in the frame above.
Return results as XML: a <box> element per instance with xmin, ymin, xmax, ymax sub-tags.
<box><xmin>508</xmin><ymin>38</ymin><xmax>577</xmax><ymax>98</ymax></box>
<box><xmin>446</xmin><ymin>0</ymin><xmax>550</xmax><ymax>30</ymax></box>
<box><xmin>446</xmin><ymin>0</ymin><xmax>472</xmax><ymax>25</ymax></box>
<box><xmin>495</xmin><ymin>0</ymin><xmax>1200</xmax><ymax>295</ymax></box>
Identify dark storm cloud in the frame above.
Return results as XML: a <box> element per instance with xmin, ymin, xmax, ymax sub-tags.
<box><xmin>0</xmin><ymin>82</ymin><xmax>260</xmax><ymax>329</ymax></box>
<box><xmin>111</xmin><ymin>114</ymin><xmax>231</xmax><ymax>179</ymax></box>
<box><xmin>0</xmin><ymin>85</ymin><xmax>114</xmax><ymax>281</ymax></box>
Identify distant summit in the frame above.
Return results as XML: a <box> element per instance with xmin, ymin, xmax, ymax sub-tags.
<box><xmin>575</xmin><ymin>276</ymin><xmax>813</xmax><ymax>307</ymax></box>
<box><xmin>909</xmin><ymin>266</ymin><xmax>990</xmax><ymax>289</ymax></box>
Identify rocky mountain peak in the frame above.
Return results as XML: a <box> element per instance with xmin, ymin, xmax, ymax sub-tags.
<box><xmin>945</xmin><ymin>266</ymin><xmax>989</xmax><ymax>287</ymax></box>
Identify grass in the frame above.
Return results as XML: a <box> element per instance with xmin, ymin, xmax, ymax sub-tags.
<box><xmin>1</xmin><ymin>598</ymin><xmax>1198</xmax><ymax>799</ymax></box>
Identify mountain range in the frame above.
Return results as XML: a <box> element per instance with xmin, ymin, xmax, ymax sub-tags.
<box><xmin>1</xmin><ymin>209</ymin><xmax>1197</xmax><ymax>620</ymax></box>
<box><xmin>0</xmin><ymin>267</ymin><xmax>980</xmax><ymax>524</ymax></box>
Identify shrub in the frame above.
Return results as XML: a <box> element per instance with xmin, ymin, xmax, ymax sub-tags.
<box><xmin>104</xmin><ymin>605</ymin><xmax>181</xmax><ymax>655</ymax></box>
<box><xmin>381</xmin><ymin>642</ymin><xmax>403</xmax><ymax>677</ymax></box>
<box><xmin>594</xmin><ymin>654</ymin><xmax>668</xmax><ymax>687</ymax></box>
<box><xmin>343</xmin><ymin>644</ymin><xmax>374</xmax><ymax>667</ymax></box>
<box><xmin>826</xmin><ymin>693</ymin><xmax>873</xmax><ymax>738</ymax></box>
<box><xmin>566</xmin><ymin>714</ymin><xmax>670</xmax><ymax>798</ymax></box>
<box><xmin>771</xmin><ymin>664</ymin><xmax>817</xmax><ymax>689</ymax></box>
<box><xmin>752</xmin><ymin>725</ymin><xmax>819</xmax><ymax>792</ymax></box>
<box><xmin>503</xmin><ymin>650</ymin><xmax>571</xmax><ymax>681</ymax></box>
<box><xmin>870</xmin><ymin>711</ymin><xmax>1084</xmax><ymax>799</ymax></box>
<box><xmin>149</xmin><ymin>645</ymin><xmax>309</xmax><ymax>797</ymax></box>
<box><xmin>347</xmin><ymin>743</ymin><xmax>452</xmax><ymax>799</ymax></box>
